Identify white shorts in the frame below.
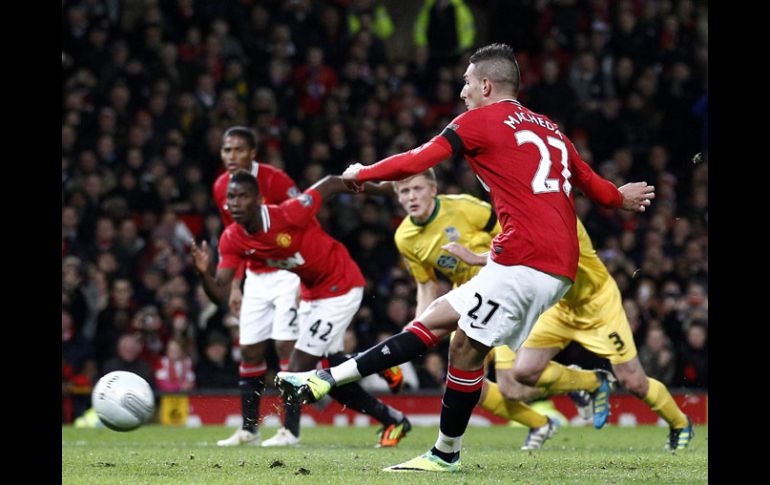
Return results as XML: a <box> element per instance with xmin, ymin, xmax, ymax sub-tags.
<box><xmin>239</xmin><ymin>269</ymin><xmax>301</xmax><ymax>346</ymax></box>
<box><xmin>446</xmin><ymin>258</ymin><xmax>572</xmax><ymax>351</ymax></box>
<box><xmin>294</xmin><ymin>287</ymin><xmax>363</xmax><ymax>357</ymax></box>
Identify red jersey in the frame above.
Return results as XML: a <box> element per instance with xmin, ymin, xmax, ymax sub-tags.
<box><xmin>217</xmin><ymin>189</ymin><xmax>365</xmax><ymax>300</ymax></box>
<box><xmin>358</xmin><ymin>99</ymin><xmax>622</xmax><ymax>281</ymax></box>
<box><xmin>212</xmin><ymin>161</ymin><xmax>300</xmax><ymax>275</ymax></box>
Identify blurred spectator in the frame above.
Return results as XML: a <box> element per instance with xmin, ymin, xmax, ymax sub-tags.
<box><xmin>414</xmin><ymin>0</ymin><xmax>476</xmax><ymax>70</ymax></box>
<box><xmin>102</xmin><ymin>332</ymin><xmax>155</xmax><ymax>387</ymax></box>
<box><xmin>348</xmin><ymin>0</ymin><xmax>394</xmax><ymax>41</ymax></box>
<box><xmin>62</xmin><ymin>256</ymin><xmax>90</xmax><ymax>332</ymax></box>
<box><xmin>132</xmin><ymin>305</ymin><xmax>169</xmax><ymax>366</ymax></box>
<box><xmin>525</xmin><ymin>58</ymin><xmax>575</xmax><ymax>128</ymax></box>
<box><xmin>638</xmin><ymin>324</ymin><xmax>676</xmax><ymax>386</ymax></box>
<box><xmin>155</xmin><ymin>338</ymin><xmax>196</xmax><ymax>392</ymax></box>
<box><xmin>94</xmin><ymin>278</ymin><xmax>136</xmax><ymax>366</ymax></box>
<box><xmin>293</xmin><ymin>46</ymin><xmax>339</xmax><ymax>116</ymax></box>
<box><xmin>676</xmin><ymin>321</ymin><xmax>708</xmax><ymax>388</ymax></box>
<box><xmin>195</xmin><ymin>332</ymin><xmax>239</xmax><ymax>389</ymax></box>
<box><xmin>417</xmin><ymin>351</ymin><xmax>447</xmax><ymax>389</ymax></box>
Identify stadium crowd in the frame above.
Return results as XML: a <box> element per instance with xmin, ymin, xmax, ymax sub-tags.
<box><xmin>62</xmin><ymin>0</ymin><xmax>708</xmax><ymax>421</ymax></box>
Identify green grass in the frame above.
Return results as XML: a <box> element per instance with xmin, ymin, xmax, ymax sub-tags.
<box><xmin>62</xmin><ymin>424</ymin><xmax>707</xmax><ymax>484</ymax></box>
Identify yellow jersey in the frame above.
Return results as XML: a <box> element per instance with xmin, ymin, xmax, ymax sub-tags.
<box><xmin>394</xmin><ymin>194</ymin><xmax>501</xmax><ymax>287</ymax></box>
<box><xmin>561</xmin><ymin>218</ymin><xmax>611</xmax><ymax>307</ymax></box>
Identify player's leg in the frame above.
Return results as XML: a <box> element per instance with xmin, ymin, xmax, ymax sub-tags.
<box><xmin>333</xmin><ymin>294</ymin><xmax>459</xmax><ymax>383</ymax></box>
<box><xmin>385</xmin><ymin>330</ymin><xmax>489</xmax><ymax>472</ymax></box>
<box><xmin>262</xmin><ymin>297</ymin><xmax>318</xmax><ymax>447</ymax></box>
<box><xmin>612</xmin><ymin>356</ymin><xmax>691</xmax><ymax>446</ymax></box>
<box><xmin>218</xmin><ymin>271</ymin><xmax>274</xmax><ymax>446</ymax></box>
<box><xmin>514</xmin><ymin>306</ymin><xmax>615</xmax><ymax>428</ymax></box>
<box><xmin>481</xmin><ymin>346</ymin><xmax>558</xmax><ymax>450</ymax></box>
<box><xmin>280</xmin><ymin>287</ymin><xmax>413</xmax><ymax>446</ymax></box>
<box><xmin>324</xmin><ymin>353</ymin><xmax>411</xmax><ymax>447</ymax></box>
<box><xmin>492</xmin><ymin>346</ymin><xmax>546</xmax><ymax>402</ymax></box>
<box><xmin>431</xmin><ymin>330</ymin><xmax>489</xmax><ymax>464</ymax></box>
<box><xmin>592</xmin><ymin>283</ymin><xmax>692</xmax><ymax>449</ymax></box>
<box><xmin>483</xmin><ymin>346</ymin><xmax>548</xmax><ymax>430</ymax></box>
<box><xmin>269</xmin><ymin>270</ymin><xmax>300</xmax><ymax>373</ymax></box>
<box><xmin>386</xmin><ymin>263</ymin><xmax>571</xmax><ymax>472</ymax></box>
<box><xmin>276</xmin><ymin>292</ymin><xmax>460</xmax><ymax>402</ymax></box>
<box><xmin>514</xmin><ymin>306</ymin><xmax>605</xmax><ymax>393</ymax></box>
<box><xmin>215</xmin><ymin>342</ymin><xmax>270</xmax><ymax>446</ymax></box>
<box><xmin>266</xmin><ymin>270</ymin><xmax>301</xmax><ymax>441</ymax></box>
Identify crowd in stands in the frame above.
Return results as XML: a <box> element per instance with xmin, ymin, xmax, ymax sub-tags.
<box><xmin>62</xmin><ymin>0</ymin><xmax>708</xmax><ymax>421</ymax></box>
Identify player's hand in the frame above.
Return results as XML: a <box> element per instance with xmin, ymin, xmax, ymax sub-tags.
<box><xmin>441</xmin><ymin>242</ymin><xmax>487</xmax><ymax>266</ymax></box>
<box><xmin>618</xmin><ymin>182</ymin><xmax>655</xmax><ymax>213</ymax></box>
<box><xmin>442</xmin><ymin>242</ymin><xmax>476</xmax><ymax>264</ymax></box>
<box><xmin>228</xmin><ymin>286</ymin><xmax>243</xmax><ymax>316</ymax></box>
<box><xmin>342</xmin><ymin>163</ymin><xmax>365</xmax><ymax>192</ymax></box>
<box><xmin>190</xmin><ymin>240</ymin><xmax>211</xmax><ymax>274</ymax></box>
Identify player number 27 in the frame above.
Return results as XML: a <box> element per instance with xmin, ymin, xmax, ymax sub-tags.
<box><xmin>515</xmin><ymin>130</ymin><xmax>572</xmax><ymax>197</ymax></box>
<box><xmin>467</xmin><ymin>292</ymin><xmax>500</xmax><ymax>329</ymax></box>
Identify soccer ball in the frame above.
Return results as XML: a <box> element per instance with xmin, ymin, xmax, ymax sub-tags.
<box><xmin>91</xmin><ymin>371</ymin><xmax>155</xmax><ymax>431</ymax></box>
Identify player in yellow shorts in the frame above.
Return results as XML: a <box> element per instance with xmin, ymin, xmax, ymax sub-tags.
<box><xmin>444</xmin><ymin>215</ymin><xmax>694</xmax><ymax>451</ymax></box>
<box><xmin>392</xmin><ymin>169</ymin><xmax>603</xmax><ymax>449</ymax></box>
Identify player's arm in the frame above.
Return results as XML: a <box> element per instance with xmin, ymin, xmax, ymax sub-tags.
<box><xmin>395</xmin><ymin>236</ymin><xmax>439</xmax><ymax>314</ymax></box>
<box><xmin>441</xmin><ymin>242</ymin><xmax>489</xmax><ymax>267</ymax></box>
<box><xmin>213</xmin><ymin>179</ymin><xmax>245</xmax><ymax>312</ymax></box>
<box><xmin>298</xmin><ymin>174</ymin><xmax>390</xmax><ymax>199</ymax></box>
<box><xmin>568</xmin><ymin>140</ymin><xmax>655</xmax><ymax>212</ymax></box>
<box><xmin>229</xmin><ymin>276</ymin><xmax>243</xmax><ymax>315</ymax></box>
<box><xmin>415</xmin><ymin>279</ymin><xmax>440</xmax><ymax>315</ymax></box>
<box><xmin>362</xmin><ymin>181</ymin><xmax>399</xmax><ymax>196</ymax></box>
<box><xmin>342</xmin><ymin>136</ymin><xmax>452</xmax><ymax>189</ymax></box>
<box><xmin>306</xmin><ymin>174</ymin><xmax>351</xmax><ymax>200</ymax></box>
<box><xmin>191</xmin><ymin>240</ymin><xmax>235</xmax><ymax>305</ymax></box>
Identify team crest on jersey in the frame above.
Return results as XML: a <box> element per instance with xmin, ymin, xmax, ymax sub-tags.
<box><xmin>287</xmin><ymin>187</ymin><xmax>301</xmax><ymax>198</ymax></box>
<box><xmin>437</xmin><ymin>254</ymin><xmax>458</xmax><ymax>270</ymax></box>
<box><xmin>276</xmin><ymin>232</ymin><xmax>292</xmax><ymax>248</ymax></box>
<box><xmin>298</xmin><ymin>193</ymin><xmax>313</xmax><ymax>207</ymax></box>
<box><xmin>444</xmin><ymin>226</ymin><xmax>460</xmax><ymax>242</ymax></box>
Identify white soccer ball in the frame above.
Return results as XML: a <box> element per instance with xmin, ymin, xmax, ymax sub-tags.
<box><xmin>92</xmin><ymin>371</ymin><xmax>155</xmax><ymax>431</ymax></box>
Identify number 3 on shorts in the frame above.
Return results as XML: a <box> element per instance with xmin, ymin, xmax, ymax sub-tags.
<box><xmin>467</xmin><ymin>292</ymin><xmax>501</xmax><ymax>329</ymax></box>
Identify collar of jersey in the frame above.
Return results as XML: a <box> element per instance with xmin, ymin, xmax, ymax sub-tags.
<box><xmin>410</xmin><ymin>197</ymin><xmax>441</xmax><ymax>227</ymax></box>
<box><xmin>495</xmin><ymin>98</ymin><xmax>522</xmax><ymax>106</ymax></box>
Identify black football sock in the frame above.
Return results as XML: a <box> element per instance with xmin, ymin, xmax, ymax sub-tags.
<box><xmin>353</xmin><ymin>321</ymin><xmax>438</xmax><ymax>377</ymax></box>
<box><xmin>429</xmin><ymin>365</ymin><xmax>484</xmax><ymax>463</ymax></box>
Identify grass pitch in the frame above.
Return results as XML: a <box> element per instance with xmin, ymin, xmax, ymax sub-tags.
<box><xmin>62</xmin><ymin>424</ymin><xmax>707</xmax><ymax>484</ymax></box>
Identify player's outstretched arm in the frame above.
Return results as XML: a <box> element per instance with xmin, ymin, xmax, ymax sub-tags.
<box><xmin>569</xmin><ymin>139</ymin><xmax>656</xmax><ymax>213</ymax></box>
<box><xmin>307</xmin><ymin>174</ymin><xmax>352</xmax><ymax>200</ymax></box>
<box><xmin>361</xmin><ymin>180</ymin><xmax>397</xmax><ymax>196</ymax></box>
<box><xmin>191</xmin><ymin>240</ymin><xmax>235</xmax><ymax>305</ymax></box>
<box><xmin>342</xmin><ymin>138</ymin><xmax>452</xmax><ymax>190</ymax></box>
<box><xmin>441</xmin><ymin>242</ymin><xmax>489</xmax><ymax>266</ymax></box>
<box><xmin>307</xmin><ymin>174</ymin><xmax>395</xmax><ymax>199</ymax></box>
